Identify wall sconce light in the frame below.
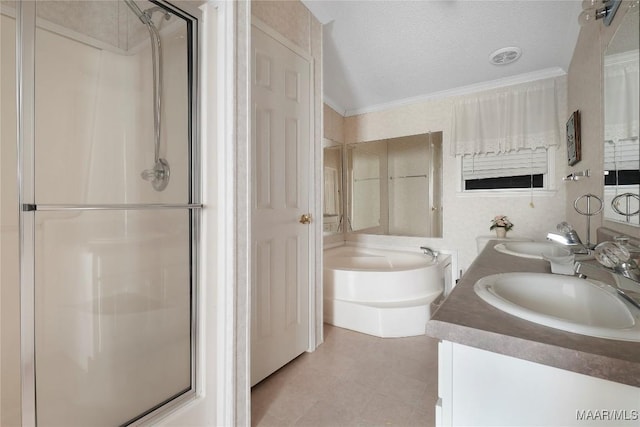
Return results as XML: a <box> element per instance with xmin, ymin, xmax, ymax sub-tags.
<box><xmin>578</xmin><ymin>0</ymin><xmax>622</xmax><ymax>26</ymax></box>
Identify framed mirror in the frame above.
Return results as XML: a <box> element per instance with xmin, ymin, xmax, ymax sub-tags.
<box><xmin>346</xmin><ymin>132</ymin><xmax>443</xmax><ymax>238</ymax></box>
<box><xmin>323</xmin><ymin>142</ymin><xmax>343</xmax><ymax>235</ymax></box>
<box><xmin>603</xmin><ymin>6</ymin><xmax>639</xmax><ymax>226</ymax></box>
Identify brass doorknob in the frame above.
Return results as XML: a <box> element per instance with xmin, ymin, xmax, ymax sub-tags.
<box><xmin>299</xmin><ymin>213</ymin><xmax>312</xmax><ymax>224</ymax></box>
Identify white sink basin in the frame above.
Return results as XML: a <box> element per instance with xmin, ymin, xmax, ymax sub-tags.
<box><xmin>474</xmin><ymin>272</ymin><xmax>640</xmax><ymax>341</ymax></box>
<box><xmin>493</xmin><ymin>242</ymin><xmax>572</xmax><ymax>259</ymax></box>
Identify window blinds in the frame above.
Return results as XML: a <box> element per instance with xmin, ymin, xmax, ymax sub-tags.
<box><xmin>604</xmin><ymin>139</ymin><xmax>640</xmax><ymax>171</ymax></box>
<box><xmin>462</xmin><ymin>149</ymin><xmax>548</xmax><ymax>180</ymax></box>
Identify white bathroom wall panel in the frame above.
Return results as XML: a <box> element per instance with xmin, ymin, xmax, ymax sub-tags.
<box><xmin>33</xmin><ymin>20</ymin><xmax>189</xmax><ymax>205</ymax></box>
<box><xmin>150</xmin><ymin>22</ymin><xmax>190</xmax><ymax>203</ymax></box>
<box><xmin>1</xmin><ymin>13</ymin><xmax>21</xmax><ymax>427</ymax></box>
<box><xmin>351</xmin><ymin>150</ymin><xmax>381</xmax><ymax>230</ymax></box>
<box><xmin>389</xmin><ymin>177</ymin><xmax>429</xmax><ymax>236</ymax></box>
<box><xmin>387</xmin><ymin>134</ymin><xmax>430</xmax><ymax>236</ymax></box>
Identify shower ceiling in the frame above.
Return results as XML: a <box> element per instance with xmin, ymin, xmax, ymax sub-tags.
<box><xmin>302</xmin><ymin>0</ymin><xmax>583</xmax><ymax>116</ymax></box>
<box><xmin>2</xmin><ymin>0</ymin><xmax>180</xmax><ymax>53</ymax></box>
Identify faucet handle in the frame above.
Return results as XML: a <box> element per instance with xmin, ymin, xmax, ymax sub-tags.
<box><xmin>594</xmin><ymin>241</ymin><xmax>630</xmax><ymax>268</ymax></box>
<box><xmin>556</xmin><ymin>221</ymin><xmax>574</xmax><ymax>233</ymax></box>
<box><xmin>614</xmin><ymin>236</ymin><xmax>640</xmax><ymax>255</ymax></box>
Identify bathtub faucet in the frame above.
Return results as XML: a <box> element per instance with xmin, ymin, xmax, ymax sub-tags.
<box><xmin>420</xmin><ymin>246</ymin><xmax>439</xmax><ymax>260</ymax></box>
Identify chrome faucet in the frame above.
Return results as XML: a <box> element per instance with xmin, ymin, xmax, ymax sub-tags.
<box><xmin>576</xmin><ymin>261</ymin><xmax>640</xmax><ymax>310</ymax></box>
<box><xmin>546</xmin><ymin>222</ymin><xmax>590</xmax><ymax>254</ymax></box>
<box><xmin>420</xmin><ymin>246</ymin><xmax>439</xmax><ymax>260</ymax></box>
<box><xmin>575</xmin><ymin>239</ymin><xmax>640</xmax><ymax>311</ymax></box>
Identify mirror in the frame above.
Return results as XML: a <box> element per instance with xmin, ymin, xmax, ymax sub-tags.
<box><xmin>603</xmin><ymin>7</ymin><xmax>639</xmax><ymax>226</ymax></box>
<box><xmin>323</xmin><ymin>144</ymin><xmax>343</xmax><ymax>234</ymax></box>
<box><xmin>346</xmin><ymin>132</ymin><xmax>443</xmax><ymax>238</ymax></box>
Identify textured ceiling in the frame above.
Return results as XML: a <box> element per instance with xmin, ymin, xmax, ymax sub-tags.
<box><xmin>302</xmin><ymin>0</ymin><xmax>583</xmax><ymax>116</ymax></box>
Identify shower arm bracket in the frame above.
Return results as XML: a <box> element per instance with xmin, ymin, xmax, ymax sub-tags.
<box><xmin>141</xmin><ymin>158</ymin><xmax>171</xmax><ymax>192</ymax></box>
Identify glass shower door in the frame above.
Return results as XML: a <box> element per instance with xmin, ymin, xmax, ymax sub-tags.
<box><xmin>33</xmin><ymin>210</ymin><xmax>193</xmax><ymax>425</ymax></box>
<box><xmin>18</xmin><ymin>1</ymin><xmax>199</xmax><ymax>425</ymax></box>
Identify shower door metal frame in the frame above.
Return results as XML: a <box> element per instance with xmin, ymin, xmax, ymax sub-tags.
<box><xmin>16</xmin><ymin>1</ymin><xmax>201</xmax><ymax>425</ymax></box>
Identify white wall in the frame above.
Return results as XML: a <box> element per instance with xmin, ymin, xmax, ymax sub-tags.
<box><xmin>343</xmin><ymin>77</ymin><xmax>569</xmax><ymax>273</ymax></box>
<box><xmin>567</xmin><ymin>0</ymin><xmax>640</xmax><ymax>239</ymax></box>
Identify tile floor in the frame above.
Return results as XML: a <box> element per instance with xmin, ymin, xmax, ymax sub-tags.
<box><xmin>251</xmin><ymin>324</ymin><xmax>439</xmax><ymax>426</ymax></box>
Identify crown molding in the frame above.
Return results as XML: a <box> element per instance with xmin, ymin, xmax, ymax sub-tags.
<box><xmin>342</xmin><ymin>67</ymin><xmax>567</xmax><ymax>117</ymax></box>
<box><xmin>322</xmin><ymin>95</ymin><xmax>347</xmax><ymax>117</ymax></box>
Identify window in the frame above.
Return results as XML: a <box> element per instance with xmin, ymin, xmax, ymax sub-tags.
<box><xmin>604</xmin><ymin>138</ymin><xmax>640</xmax><ymax>186</ymax></box>
<box><xmin>462</xmin><ymin>148</ymin><xmax>549</xmax><ymax>191</ymax></box>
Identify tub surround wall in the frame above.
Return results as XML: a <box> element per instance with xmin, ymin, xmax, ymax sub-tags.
<box><xmin>567</xmin><ymin>1</ymin><xmax>639</xmax><ymax>239</ymax></box>
<box><xmin>323</xmin><ymin>103</ymin><xmax>346</xmax><ymax>246</ymax></box>
<box><xmin>324</xmin><ymin>103</ymin><xmax>345</xmax><ymax>144</ymax></box>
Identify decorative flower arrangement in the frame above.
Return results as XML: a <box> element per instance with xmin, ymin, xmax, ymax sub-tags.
<box><xmin>490</xmin><ymin>215</ymin><xmax>514</xmax><ymax>231</ymax></box>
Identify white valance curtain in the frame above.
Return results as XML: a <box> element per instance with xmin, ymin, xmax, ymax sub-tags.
<box><xmin>604</xmin><ymin>51</ymin><xmax>639</xmax><ymax>143</ymax></box>
<box><xmin>451</xmin><ymin>79</ymin><xmax>561</xmax><ymax>156</ymax></box>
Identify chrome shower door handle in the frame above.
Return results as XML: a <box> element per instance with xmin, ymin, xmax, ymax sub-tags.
<box><xmin>299</xmin><ymin>213</ymin><xmax>312</xmax><ymax>224</ymax></box>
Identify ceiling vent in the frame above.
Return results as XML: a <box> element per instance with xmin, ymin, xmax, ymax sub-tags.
<box><xmin>489</xmin><ymin>47</ymin><xmax>522</xmax><ymax>65</ymax></box>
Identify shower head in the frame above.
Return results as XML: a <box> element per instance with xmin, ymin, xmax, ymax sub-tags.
<box><xmin>123</xmin><ymin>0</ymin><xmax>148</xmax><ymax>24</ymax></box>
<box><xmin>123</xmin><ymin>0</ymin><xmax>171</xmax><ymax>192</ymax></box>
<box><xmin>124</xmin><ymin>0</ymin><xmax>171</xmax><ymax>25</ymax></box>
<box><xmin>144</xmin><ymin>6</ymin><xmax>172</xmax><ymax>21</ymax></box>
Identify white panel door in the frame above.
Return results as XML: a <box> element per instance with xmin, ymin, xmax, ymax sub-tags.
<box><xmin>250</xmin><ymin>25</ymin><xmax>311</xmax><ymax>386</ymax></box>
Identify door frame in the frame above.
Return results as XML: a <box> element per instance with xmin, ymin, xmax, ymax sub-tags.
<box><xmin>155</xmin><ymin>6</ymin><xmax>320</xmax><ymax>426</ymax></box>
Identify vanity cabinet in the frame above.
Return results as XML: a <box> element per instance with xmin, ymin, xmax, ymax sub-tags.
<box><xmin>436</xmin><ymin>341</ymin><xmax>640</xmax><ymax>427</ymax></box>
<box><xmin>426</xmin><ymin>241</ymin><xmax>640</xmax><ymax>427</ymax></box>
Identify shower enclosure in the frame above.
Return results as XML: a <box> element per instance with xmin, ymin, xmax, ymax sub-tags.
<box><xmin>1</xmin><ymin>1</ymin><xmax>199</xmax><ymax>425</ymax></box>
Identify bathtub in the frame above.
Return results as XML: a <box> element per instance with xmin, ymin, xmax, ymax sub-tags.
<box><xmin>323</xmin><ymin>245</ymin><xmax>450</xmax><ymax>337</ymax></box>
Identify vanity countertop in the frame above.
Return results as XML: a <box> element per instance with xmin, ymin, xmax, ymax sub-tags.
<box><xmin>425</xmin><ymin>241</ymin><xmax>640</xmax><ymax>388</ymax></box>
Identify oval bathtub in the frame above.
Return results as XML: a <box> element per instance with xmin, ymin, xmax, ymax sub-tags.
<box><xmin>324</xmin><ymin>245</ymin><xmax>450</xmax><ymax>337</ymax></box>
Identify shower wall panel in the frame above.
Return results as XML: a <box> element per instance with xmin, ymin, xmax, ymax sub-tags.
<box><xmin>27</xmin><ymin>4</ymin><xmax>194</xmax><ymax>425</ymax></box>
<box><xmin>0</xmin><ymin>12</ymin><xmax>21</xmax><ymax>427</ymax></box>
<box><xmin>34</xmin><ymin>22</ymin><xmax>189</xmax><ymax>205</ymax></box>
<box><xmin>2</xmin><ymin>3</ymin><xmax>196</xmax><ymax>425</ymax></box>
<box><xmin>134</xmin><ymin>22</ymin><xmax>190</xmax><ymax>204</ymax></box>
<box><xmin>388</xmin><ymin>135</ymin><xmax>430</xmax><ymax>236</ymax></box>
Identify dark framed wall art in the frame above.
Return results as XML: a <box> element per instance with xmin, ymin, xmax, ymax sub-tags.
<box><xmin>566</xmin><ymin>110</ymin><xmax>581</xmax><ymax>166</ymax></box>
